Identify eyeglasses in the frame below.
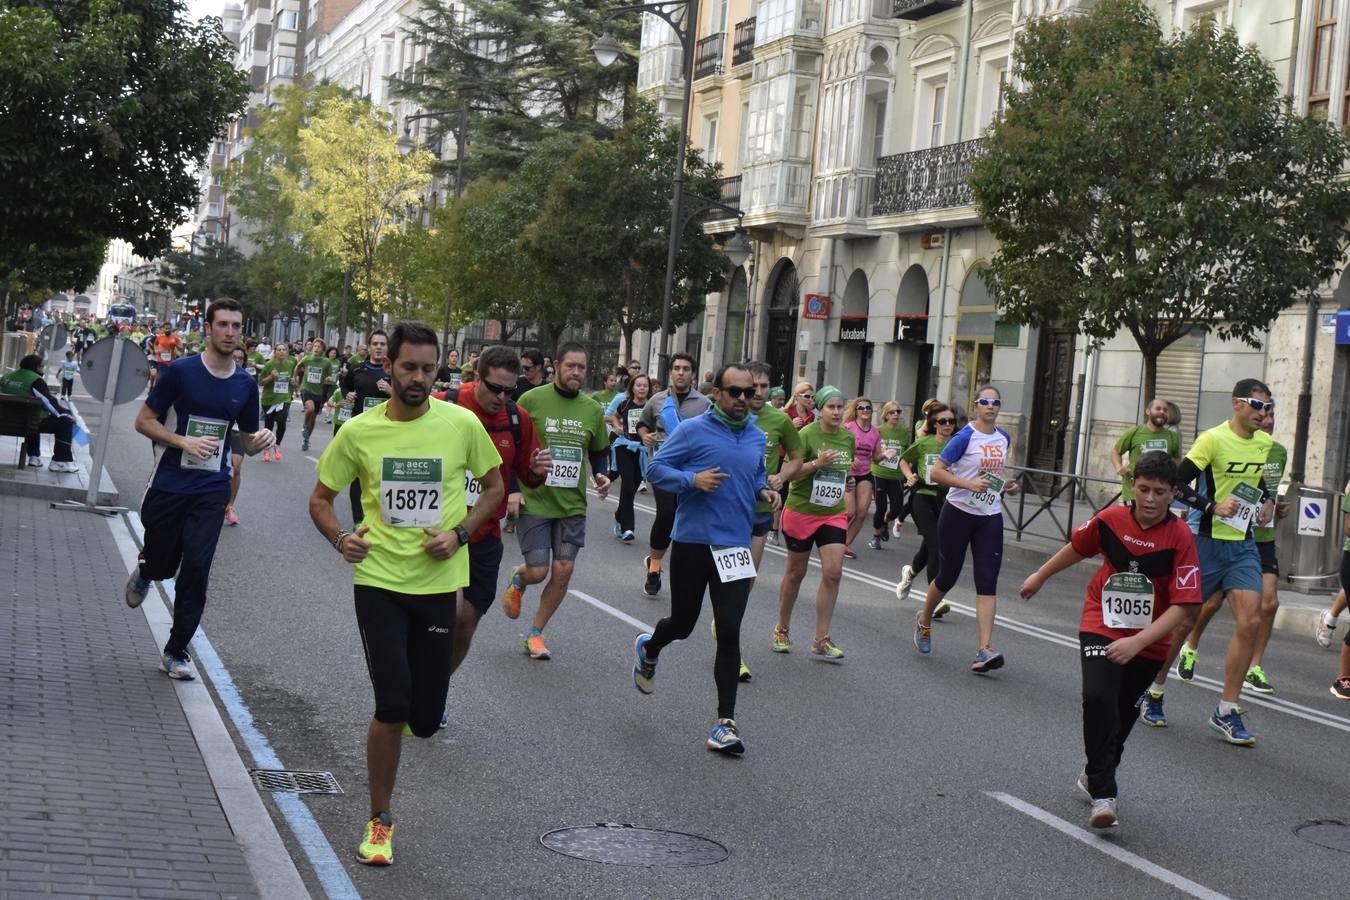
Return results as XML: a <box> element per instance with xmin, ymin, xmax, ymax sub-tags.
<box><xmin>520</xmin><ymin>363</ymin><xmax>534</xmax><ymax>371</ymax></box>
<box><xmin>976</xmin><ymin>398</ymin><xmax>1002</xmax><ymax>407</ymax></box>
<box><xmin>935</xmin><ymin>417</ymin><xmax>956</xmax><ymax>425</ymax></box>
<box><xmin>628</xmin><ymin>363</ymin><xmax>641</xmax><ymax>370</ymax></box>
<box><xmin>481</xmin><ymin>380</ymin><xmax>515</xmax><ymax>395</ymax></box>
<box><xmin>720</xmin><ymin>386</ymin><xmax>753</xmax><ymax>399</ymax></box>
<box><xmin>1238</xmin><ymin>397</ymin><xmax>1272</xmax><ymax>412</ymax></box>
<box><xmin>855</xmin><ymin>405</ymin><xmax>872</xmax><ymax>412</ymax></box>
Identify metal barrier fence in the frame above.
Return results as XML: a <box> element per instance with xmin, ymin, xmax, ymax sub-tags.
<box><xmin>1003</xmin><ymin>465</ymin><xmax>1121</xmax><ymax>545</ymax></box>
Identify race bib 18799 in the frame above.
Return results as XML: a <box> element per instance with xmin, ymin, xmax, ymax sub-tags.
<box><xmin>712</xmin><ymin>546</ymin><xmax>755</xmax><ymax>582</ymax></box>
<box><xmin>380</xmin><ymin>457</ymin><xmax>443</xmax><ymax>527</ymax></box>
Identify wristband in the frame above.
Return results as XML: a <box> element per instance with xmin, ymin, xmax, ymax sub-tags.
<box><xmin>453</xmin><ymin>525</ymin><xmax>470</xmax><ymax>547</ymax></box>
<box><xmin>333</xmin><ymin>529</ymin><xmax>352</xmax><ymax>553</ymax></box>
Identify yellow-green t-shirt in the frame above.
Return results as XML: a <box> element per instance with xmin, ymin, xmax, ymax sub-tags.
<box><xmin>316</xmin><ymin>398</ymin><xmax>501</xmax><ymax>595</ymax></box>
<box><xmin>1184</xmin><ymin>421</ymin><xmax>1273</xmax><ymax>541</ymax></box>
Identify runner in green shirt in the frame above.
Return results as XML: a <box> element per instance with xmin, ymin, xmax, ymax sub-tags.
<box><xmin>747</xmin><ymin>362</ymin><xmax>803</xmax><ymax>569</ymax></box>
<box><xmin>1110</xmin><ymin>399</ymin><xmax>1180</xmax><ymax>503</ymax></box>
<box><xmin>1146</xmin><ymin>378</ymin><xmax>1275</xmax><ymax>746</ymax></box>
<box><xmin>500</xmin><ymin>342</ymin><xmax>612</xmax><ymax>661</ymax></box>
<box><xmin>775</xmin><ymin>385</ymin><xmax>855</xmax><ymax>660</ymax></box>
<box><xmin>309</xmin><ymin>321</ymin><xmax>503</xmax><ymax>868</ymax></box>
<box><xmin>1172</xmin><ymin>403</ymin><xmax>1289</xmax><ymax>699</ymax></box>
<box><xmin>896</xmin><ymin>405</ymin><xmax>955</xmax><ymax>606</ymax></box>
<box><xmin>296</xmin><ymin>337</ymin><xmax>333</xmax><ymax>452</ymax></box>
<box><xmin>868</xmin><ymin>402</ymin><xmax>909</xmax><ymax>549</ymax></box>
<box><xmin>258</xmin><ymin>345</ymin><xmax>298</xmax><ymax>462</ymax></box>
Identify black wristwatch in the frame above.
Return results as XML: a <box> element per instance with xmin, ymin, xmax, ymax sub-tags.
<box><xmin>453</xmin><ymin>525</ymin><xmax>470</xmax><ymax>547</ymax></box>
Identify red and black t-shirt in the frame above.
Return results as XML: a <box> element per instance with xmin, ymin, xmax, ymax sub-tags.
<box><xmin>432</xmin><ymin>383</ymin><xmax>544</xmax><ymax>543</ymax></box>
<box><xmin>1070</xmin><ymin>505</ymin><xmax>1202</xmax><ymax>660</ymax></box>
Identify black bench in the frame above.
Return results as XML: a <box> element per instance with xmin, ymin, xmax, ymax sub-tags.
<box><xmin>0</xmin><ymin>393</ymin><xmax>42</xmax><ymax>466</ymax></box>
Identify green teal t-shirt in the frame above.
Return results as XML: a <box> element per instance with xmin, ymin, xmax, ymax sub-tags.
<box><xmin>259</xmin><ymin>358</ymin><xmax>298</xmax><ymax>406</ymax></box>
<box><xmin>1253</xmin><ymin>440</ymin><xmax>1287</xmax><ymax>543</ymax></box>
<box><xmin>518</xmin><ymin>384</ymin><xmax>610</xmax><ymax>519</ymax></box>
<box><xmin>1114</xmin><ymin>423</ymin><xmax>1180</xmax><ymax>503</ymax></box>
<box><xmin>901</xmin><ymin>434</ymin><xmax>948</xmax><ymax>496</ymax></box>
<box><xmin>786</xmin><ymin>422</ymin><xmax>854</xmax><ymax>515</ymax></box>
<box><xmin>297</xmin><ymin>354</ymin><xmax>332</xmax><ymax>394</ymax></box>
<box><xmin>754</xmin><ymin>405</ymin><xmax>803</xmax><ymax>512</ymax></box>
<box><xmin>871</xmin><ymin>424</ymin><xmax>908</xmax><ymax>480</ymax></box>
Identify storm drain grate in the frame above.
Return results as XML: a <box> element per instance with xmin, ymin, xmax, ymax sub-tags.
<box><xmin>249</xmin><ymin>769</ymin><xmax>344</xmax><ymax>795</ymax></box>
<box><xmin>1295</xmin><ymin>819</ymin><xmax>1350</xmax><ymax>854</ymax></box>
<box><xmin>540</xmin><ymin>823</ymin><xmax>728</xmax><ymax>867</ymax></box>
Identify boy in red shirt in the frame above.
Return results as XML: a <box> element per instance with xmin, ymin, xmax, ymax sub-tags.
<box><xmin>1020</xmin><ymin>453</ymin><xmax>1200</xmax><ymax>829</ymax></box>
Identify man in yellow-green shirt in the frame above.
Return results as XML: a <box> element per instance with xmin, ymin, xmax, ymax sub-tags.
<box><xmin>308</xmin><ymin>322</ymin><xmax>503</xmax><ymax>868</ymax></box>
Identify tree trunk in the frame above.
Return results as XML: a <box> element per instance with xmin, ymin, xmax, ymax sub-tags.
<box><xmin>337</xmin><ymin>268</ymin><xmax>352</xmax><ymax>351</ymax></box>
<box><xmin>1141</xmin><ymin>348</ymin><xmax>1158</xmax><ymax>415</ymax></box>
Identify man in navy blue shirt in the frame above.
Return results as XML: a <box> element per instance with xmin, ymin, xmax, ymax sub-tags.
<box><xmin>125</xmin><ymin>298</ymin><xmax>275</xmax><ymax>680</ymax></box>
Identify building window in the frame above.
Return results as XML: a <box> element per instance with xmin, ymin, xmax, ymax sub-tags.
<box><xmin>1180</xmin><ymin>1</ymin><xmax>1229</xmax><ymax>31</ymax></box>
<box><xmin>715</xmin><ymin>0</ymin><xmax>729</xmax><ymax>34</ymax></box>
<box><xmin>702</xmin><ymin>112</ymin><xmax>720</xmax><ymax>163</ymax></box>
<box><xmin>864</xmin><ymin>92</ymin><xmax>886</xmax><ymax>168</ymax></box>
<box><xmin>915</xmin><ymin>77</ymin><xmax>947</xmax><ymax>149</ymax></box>
<box><xmin>278</xmin><ymin>9</ymin><xmax>299</xmax><ymax>31</ymax></box>
<box><xmin>272</xmin><ymin>56</ymin><xmax>295</xmax><ymax>79</ymax></box>
<box><xmin>1310</xmin><ymin>0</ymin><xmax>1337</xmax><ymax>120</ymax></box>
<box><xmin>978</xmin><ymin>57</ymin><xmax>1009</xmax><ymax>132</ymax></box>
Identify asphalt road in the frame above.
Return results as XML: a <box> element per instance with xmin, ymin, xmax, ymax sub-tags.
<box><xmin>84</xmin><ymin>388</ymin><xmax>1350</xmax><ymax>899</ymax></box>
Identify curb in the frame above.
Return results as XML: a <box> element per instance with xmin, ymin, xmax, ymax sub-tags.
<box><xmin>104</xmin><ymin>509</ymin><xmax>312</xmax><ymax>900</ymax></box>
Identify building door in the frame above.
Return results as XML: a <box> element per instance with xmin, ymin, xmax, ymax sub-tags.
<box><xmin>766</xmin><ymin>262</ymin><xmax>799</xmax><ymax>391</ymax></box>
<box><xmin>1028</xmin><ymin>328</ymin><xmax>1076</xmax><ymax>473</ymax></box>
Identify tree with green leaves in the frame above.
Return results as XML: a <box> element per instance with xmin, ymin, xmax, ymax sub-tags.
<box><xmin>527</xmin><ymin>98</ymin><xmax>728</xmax><ymax>357</ymax></box>
<box><xmin>161</xmin><ymin>239</ymin><xmax>250</xmax><ymax>311</ymax></box>
<box><xmin>396</xmin><ymin>0</ymin><xmax>638</xmax><ymax>181</ymax></box>
<box><xmin>970</xmin><ymin>0</ymin><xmax>1350</xmax><ymax>402</ymax></box>
<box><xmin>0</xmin><ymin>0</ymin><xmax>246</xmax><ymax>294</ymax></box>
<box><xmin>274</xmin><ymin>96</ymin><xmax>434</xmax><ymax>347</ymax></box>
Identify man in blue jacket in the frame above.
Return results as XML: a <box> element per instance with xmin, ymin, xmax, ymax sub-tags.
<box><xmin>631</xmin><ymin>362</ymin><xmax>779</xmax><ymax>754</ymax></box>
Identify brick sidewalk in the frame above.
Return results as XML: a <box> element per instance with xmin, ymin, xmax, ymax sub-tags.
<box><xmin>0</xmin><ymin>496</ymin><xmax>260</xmax><ymax>899</ymax></box>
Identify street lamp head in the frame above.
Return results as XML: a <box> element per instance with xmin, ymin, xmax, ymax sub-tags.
<box><xmin>396</xmin><ymin>134</ymin><xmax>415</xmax><ymax>156</ymax></box>
<box><xmin>723</xmin><ymin>227</ymin><xmax>752</xmax><ymax>268</ymax></box>
<box><xmin>591</xmin><ymin>27</ymin><xmax>623</xmax><ymax>67</ymax></box>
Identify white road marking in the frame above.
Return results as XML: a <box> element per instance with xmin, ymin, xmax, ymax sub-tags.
<box><xmin>570</xmin><ymin>589</ymin><xmax>654</xmax><ymax>632</ymax></box>
<box><xmin>587</xmin><ymin>489</ymin><xmax>1350</xmax><ymax>732</ymax></box>
<box><xmin>985</xmin><ymin>792</ymin><xmax>1232</xmax><ymax>900</ymax></box>
<box><xmin>305</xmin><ymin>455</ymin><xmax>319</xmax><ymax>464</ymax></box>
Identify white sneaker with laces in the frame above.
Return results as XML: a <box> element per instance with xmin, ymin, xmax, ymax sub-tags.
<box><xmin>26</xmin><ymin>455</ymin><xmax>43</xmax><ymax>467</ymax></box>
<box><xmin>49</xmin><ymin>461</ymin><xmax>80</xmax><ymax>473</ymax></box>
<box><xmin>896</xmin><ymin>565</ymin><xmax>915</xmax><ymax>601</ymax></box>
<box><xmin>1089</xmin><ymin>797</ymin><xmax>1119</xmax><ymax>828</ymax></box>
<box><xmin>891</xmin><ymin>520</ymin><xmax>903</xmax><ymax>538</ymax></box>
<box><xmin>1316</xmin><ymin>611</ymin><xmax>1339</xmax><ymax>649</ymax></box>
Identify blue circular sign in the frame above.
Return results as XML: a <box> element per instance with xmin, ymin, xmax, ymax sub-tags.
<box><xmin>1304</xmin><ymin>501</ymin><xmax>1322</xmax><ymax>518</ymax></box>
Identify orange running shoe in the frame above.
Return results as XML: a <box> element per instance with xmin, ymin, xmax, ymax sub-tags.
<box><xmin>274</xmin><ymin>447</ymin><xmax>283</xmax><ymax>462</ymax></box>
<box><xmin>523</xmin><ymin>630</ymin><xmax>550</xmax><ymax>660</ymax></box>
<box><xmin>501</xmin><ymin>565</ymin><xmax>524</xmax><ymax>619</ymax></box>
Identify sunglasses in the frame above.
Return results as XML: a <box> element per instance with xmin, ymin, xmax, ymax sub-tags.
<box><xmin>1238</xmin><ymin>397</ymin><xmax>1272</xmax><ymax>412</ymax></box>
<box><xmin>935</xmin><ymin>417</ymin><xmax>956</xmax><ymax>425</ymax></box>
<box><xmin>720</xmin><ymin>386</ymin><xmax>753</xmax><ymax>399</ymax></box>
<box><xmin>976</xmin><ymin>397</ymin><xmax>1002</xmax><ymax>407</ymax></box>
<box><xmin>482</xmin><ymin>380</ymin><xmax>514</xmax><ymax>395</ymax></box>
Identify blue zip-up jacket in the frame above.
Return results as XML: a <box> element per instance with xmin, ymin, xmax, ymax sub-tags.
<box><xmin>646</xmin><ymin>408</ymin><xmax>768</xmax><ymax>547</ymax></box>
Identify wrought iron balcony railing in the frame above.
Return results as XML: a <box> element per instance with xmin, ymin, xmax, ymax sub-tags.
<box><xmin>719</xmin><ymin>175</ymin><xmax>742</xmax><ymax>211</ymax></box>
<box><xmin>872</xmin><ymin>138</ymin><xmax>984</xmax><ymax>217</ymax></box>
<box><xmin>893</xmin><ymin>0</ymin><xmax>963</xmax><ymax>20</ymax></box>
<box><xmin>693</xmin><ymin>32</ymin><xmax>726</xmax><ymax>80</ymax></box>
<box><xmin>732</xmin><ymin>18</ymin><xmax>756</xmax><ymax>66</ymax></box>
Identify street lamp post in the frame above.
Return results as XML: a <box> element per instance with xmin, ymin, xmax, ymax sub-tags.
<box><xmin>398</xmin><ymin>106</ymin><xmax>470</xmax><ymax>354</ymax></box>
<box><xmin>594</xmin><ymin>0</ymin><xmax>700</xmax><ymax>384</ymax></box>
<box><xmin>200</xmin><ymin>214</ymin><xmax>231</xmax><ymax>247</ymax></box>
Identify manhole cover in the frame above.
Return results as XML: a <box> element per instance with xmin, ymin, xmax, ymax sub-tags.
<box><xmin>540</xmin><ymin>823</ymin><xmax>728</xmax><ymax>867</ymax></box>
<box><xmin>249</xmin><ymin>769</ymin><xmax>343</xmax><ymax>795</ymax></box>
<box><xmin>1295</xmin><ymin>819</ymin><xmax>1350</xmax><ymax>853</ymax></box>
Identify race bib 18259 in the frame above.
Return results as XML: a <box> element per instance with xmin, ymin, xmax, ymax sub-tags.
<box><xmin>809</xmin><ymin>467</ymin><xmax>846</xmax><ymax>508</ymax></box>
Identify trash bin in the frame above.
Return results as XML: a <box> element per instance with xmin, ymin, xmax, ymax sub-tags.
<box><xmin>1278</xmin><ymin>482</ymin><xmax>1345</xmax><ymax>594</ymax></box>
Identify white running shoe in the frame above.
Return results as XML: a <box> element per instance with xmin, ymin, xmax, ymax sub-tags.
<box><xmin>891</xmin><ymin>520</ymin><xmax>903</xmax><ymax>539</ymax></box>
<box><xmin>896</xmin><ymin>565</ymin><xmax>915</xmax><ymax>601</ymax></box>
<box><xmin>1089</xmin><ymin>798</ymin><xmax>1118</xmax><ymax>828</ymax></box>
<box><xmin>1316</xmin><ymin>610</ymin><xmax>1339</xmax><ymax>650</ymax></box>
<box><xmin>48</xmin><ymin>461</ymin><xmax>80</xmax><ymax>473</ymax></box>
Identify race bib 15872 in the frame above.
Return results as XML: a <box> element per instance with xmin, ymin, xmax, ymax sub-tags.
<box><xmin>380</xmin><ymin>457</ymin><xmax>443</xmax><ymax>527</ymax></box>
